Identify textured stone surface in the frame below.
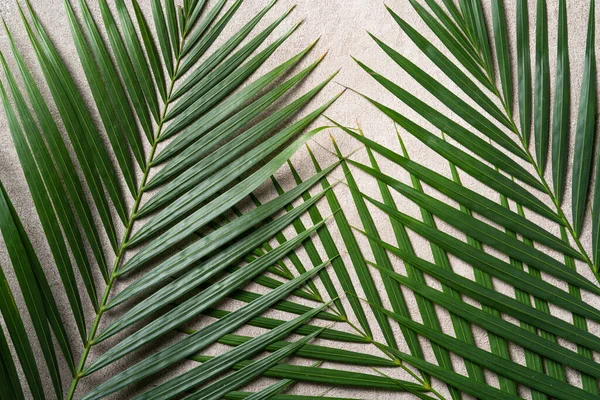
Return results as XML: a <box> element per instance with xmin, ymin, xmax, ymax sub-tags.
<box><xmin>0</xmin><ymin>1</ymin><xmax>598</xmax><ymax>399</ymax></box>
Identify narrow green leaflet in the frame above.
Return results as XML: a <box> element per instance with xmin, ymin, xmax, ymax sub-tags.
<box><xmin>132</xmin><ymin>0</ymin><xmax>167</xmax><ymax>101</ymax></box>
<box><xmin>551</xmin><ymin>0</ymin><xmax>570</xmax><ymax>203</ymax></box>
<box><xmin>491</xmin><ymin>0</ymin><xmax>512</xmax><ymax>113</ymax></box>
<box><xmin>215</xmin><ymin>334</ymin><xmax>394</xmax><ymax>367</ymax></box>
<box><xmin>114</xmin><ymin>0</ymin><xmax>161</xmax><ymax>123</ymax></box>
<box><xmin>572</xmin><ymin>0</ymin><xmax>597</xmax><ymax>236</ymax></box>
<box><xmin>151</xmin><ymin>0</ymin><xmax>173</xmax><ymax>77</ymax></box>
<box><xmin>534</xmin><ymin>0</ymin><xmax>550</xmax><ymax>172</ymax></box>
<box><xmin>204</xmin><ymin>308</ymin><xmax>368</xmax><ymax>343</ymax></box>
<box><xmin>99</xmin><ymin>0</ymin><xmax>155</xmax><ymax>139</ymax></box>
<box><xmin>516</xmin><ymin>0</ymin><xmax>532</xmax><ymax>144</ymax></box>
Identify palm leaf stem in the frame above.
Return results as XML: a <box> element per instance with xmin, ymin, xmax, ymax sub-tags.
<box><xmin>66</xmin><ymin>23</ymin><xmax>189</xmax><ymax>399</ymax></box>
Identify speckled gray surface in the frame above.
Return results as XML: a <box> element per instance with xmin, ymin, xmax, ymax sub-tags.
<box><xmin>0</xmin><ymin>1</ymin><xmax>599</xmax><ymax>399</ymax></box>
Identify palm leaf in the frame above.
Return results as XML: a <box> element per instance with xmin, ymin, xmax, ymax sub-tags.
<box><xmin>1</xmin><ymin>1</ymin><xmax>419</xmax><ymax>399</ymax></box>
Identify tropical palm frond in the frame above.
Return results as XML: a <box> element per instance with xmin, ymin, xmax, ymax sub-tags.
<box><xmin>0</xmin><ymin>1</ymin><xmax>426</xmax><ymax>399</ymax></box>
<box><xmin>331</xmin><ymin>0</ymin><xmax>600</xmax><ymax>398</ymax></box>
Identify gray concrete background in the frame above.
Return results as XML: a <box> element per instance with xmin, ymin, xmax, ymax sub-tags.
<box><xmin>0</xmin><ymin>0</ymin><xmax>599</xmax><ymax>398</ymax></box>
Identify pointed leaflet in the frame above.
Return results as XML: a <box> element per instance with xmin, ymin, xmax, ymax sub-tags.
<box><xmin>551</xmin><ymin>0</ymin><xmax>571</xmax><ymax>203</ymax></box>
<box><xmin>470</xmin><ymin>0</ymin><xmax>494</xmax><ymax>79</ymax></box>
<box><xmin>573</xmin><ymin>0</ymin><xmax>597</xmax><ymax>236</ymax></box>
<box><xmin>517</xmin><ymin>0</ymin><xmax>532</xmax><ymax>144</ymax></box>
<box><xmin>132</xmin><ymin>0</ymin><xmax>167</xmax><ymax>101</ymax></box>
<box><xmin>491</xmin><ymin>0</ymin><xmax>512</xmax><ymax>112</ymax></box>
<box><xmin>151</xmin><ymin>0</ymin><xmax>173</xmax><ymax>77</ymax></box>
<box><xmin>215</xmin><ymin>334</ymin><xmax>394</xmax><ymax>367</ymax></box>
<box><xmin>534</xmin><ymin>0</ymin><xmax>550</xmax><ymax>171</ymax></box>
<box><xmin>82</xmin><ymin>263</ymin><xmax>329</xmax><ymax>399</ymax></box>
<box><xmin>114</xmin><ymin>0</ymin><xmax>161</xmax><ymax>123</ymax></box>
<box><xmin>165</xmin><ymin>0</ymin><xmax>179</xmax><ymax>58</ymax></box>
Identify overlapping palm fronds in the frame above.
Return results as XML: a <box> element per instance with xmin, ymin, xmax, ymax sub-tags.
<box><xmin>0</xmin><ymin>1</ymin><xmax>432</xmax><ymax>398</ymax></box>
<box><xmin>332</xmin><ymin>0</ymin><xmax>600</xmax><ymax>398</ymax></box>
